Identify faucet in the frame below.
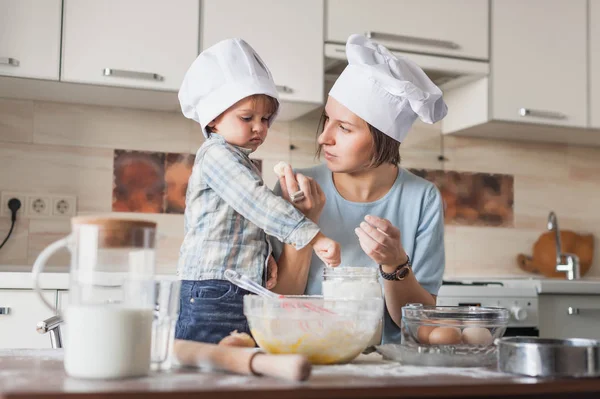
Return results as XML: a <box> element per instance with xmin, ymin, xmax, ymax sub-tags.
<box><xmin>547</xmin><ymin>211</ymin><xmax>581</xmax><ymax>280</ymax></box>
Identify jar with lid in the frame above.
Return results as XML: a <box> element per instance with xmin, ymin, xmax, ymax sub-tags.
<box><xmin>322</xmin><ymin>266</ymin><xmax>384</xmax><ymax>346</ymax></box>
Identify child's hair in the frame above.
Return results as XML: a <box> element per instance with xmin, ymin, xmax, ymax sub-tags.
<box><xmin>315</xmin><ymin>112</ymin><xmax>401</xmax><ymax>167</ymax></box>
<box><xmin>206</xmin><ymin>94</ymin><xmax>279</xmax><ymax>134</ymax></box>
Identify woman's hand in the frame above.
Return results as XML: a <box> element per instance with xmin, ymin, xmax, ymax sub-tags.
<box><xmin>279</xmin><ymin>165</ymin><xmax>325</xmax><ymax>223</ymax></box>
<box><xmin>354</xmin><ymin>215</ymin><xmax>408</xmax><ymax>268</ymax></box>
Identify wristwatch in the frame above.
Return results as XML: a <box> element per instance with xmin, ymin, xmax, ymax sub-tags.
<box><xmin>379</xmin><ymin>256</ymin><xmax>411</xmax><ymax>281</ymax></box>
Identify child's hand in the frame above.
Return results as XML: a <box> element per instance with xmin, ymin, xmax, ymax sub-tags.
<box><xmin>310</xmin><ymin>233</ymin><xmax>341</xmax><ymax>267</ymax></box>
<box><xmin>266</xmin><ymin>254</ymin><xmax>278</xmax><ymax>290</ymax></box>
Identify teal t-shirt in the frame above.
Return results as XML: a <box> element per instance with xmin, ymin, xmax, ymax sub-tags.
<box><xmin>271</xmin><ymin>164</ymin><xmax>445</xmax><ymax>344</ymax></box>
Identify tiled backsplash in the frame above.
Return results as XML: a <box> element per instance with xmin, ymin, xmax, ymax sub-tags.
<box><xmin>1</xmin><ymin>98</ymin><xmax>598</xmax><ymax>278</ymax></box>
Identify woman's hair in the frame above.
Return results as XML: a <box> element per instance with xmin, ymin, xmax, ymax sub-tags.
<box><xmin>206</xmin><ymin>94</ymin><xmax>279</xmax><ymax>134</ymax></box>
<box><xmin>316</xmin><ymin>112</ymin><xmax>401</xmax><ymax>168</ymax></box>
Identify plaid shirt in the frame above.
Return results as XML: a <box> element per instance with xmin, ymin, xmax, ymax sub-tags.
<box><xmin>177</xmin><ymin>134</ymin><xmax>320</xmax><ymax>284</ymax></box>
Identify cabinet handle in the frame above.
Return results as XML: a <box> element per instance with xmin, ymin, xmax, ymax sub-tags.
<box><xmin>365</xmin><ymin>31</ymin><xmax>460</xmax><ymax>50</ymax></box>
<box><xmin>276</xmin><ymin>85</ymin><xmax>293</xmax><ymax>94</ymax></box>
<box><xmin>518</xmin><ymin>108</ymin><xmax>566</xmax><ymax>120</ymax></box>
<box><xmin>102</xmin><ymin>68</ymin><xmax>164</xmax><ymax>82</ymax></box>
<box><xmin>0</xmin><ymin>307</ymin><xmax>11</xmax><ymax>315</ymax></box>
<box><xmin>0</xmin><ymin>57</ymin><xmax>20</xmax><ymax>67</ymax></box>
<box><xmin>567</xmin><ymin>307</ymin><xmax>600</xmax><ymax>316</ymax></box>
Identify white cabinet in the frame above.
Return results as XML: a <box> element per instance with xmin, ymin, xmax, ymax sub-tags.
<box><xmin>491</xmin><ymin>0</ymin><xmax>587</xmax><ymax>128</ymax></box>
<box><xmin>61</xmin><ymin>0</ymin><xmax>199</xmax><ymax>91</ymax></box>
<box><xmin>591</xmin><ymin>0</ymin><xmax>600</xmax><ymax>129</ymax></box>
<box><xmin>0</xmin><ymin>0</ymin><xmax>62</xmax><ymax>80</ymax></box>
<box><xmin>0</xmin><ymin>290</ymin><xmax>57</xmax><ymax>349</ymax></box>
<box><xmin>201</xmin><ymin>0</ymin><xmax>324</xmax><ymax>110</ymax></box>
<box><xmin>442</xmin><ymin>0</ymin><xmax>597</xmax><ymax>144</ymax></box>
<box><xmin>326</xmin><ymin>0</ymin><xmax>489</xmax><ymax>60</ymax></box>
<box><xmin>539</xmin><ymin>295</ymin><xmax>600</xmax><ymax>340</ymax></box>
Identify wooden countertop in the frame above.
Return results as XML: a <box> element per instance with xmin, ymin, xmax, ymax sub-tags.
<box><xmin>1</xmin><ymin>349</ymin><xmax>600</xmax><ymax>399</ymax></box>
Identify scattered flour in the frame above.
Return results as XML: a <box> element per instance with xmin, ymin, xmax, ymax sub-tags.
<box><xmin>312</xmin><ymin>353</ymin><xmax>508</xmax><ymax>379</ymax></box>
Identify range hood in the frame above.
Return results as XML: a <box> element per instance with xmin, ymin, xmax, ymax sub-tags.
<box><xmin>324</xmin><ymin>43</ymin><xmax>489</xmax><ymax>92</ymax></box>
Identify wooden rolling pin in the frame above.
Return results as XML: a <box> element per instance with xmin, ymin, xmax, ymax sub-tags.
<box><xmin>173</xmin><ymin>339</ymin><xmax>312</xmax><ymax>381</ymax></box>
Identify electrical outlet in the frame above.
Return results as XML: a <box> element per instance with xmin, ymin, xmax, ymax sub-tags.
<box><xmin>51</xmin><ymin>195</ymin><xmax>77</xmax><ymax>217</ymax></box>
<box><xmin>27</xmin><ymin>195</ymin><xmax>51</xmax><ymax>218</ymax></box>
<box><xmin>0</xmin><ymin>191</ymin><xmax>28</xmax><ymax>218</ymax></box>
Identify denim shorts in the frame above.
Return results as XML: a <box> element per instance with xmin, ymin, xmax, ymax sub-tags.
<box><xmin>175</xmin><ymin>279</ymin><xmax>253</xmax><ymax>344</ymax></box>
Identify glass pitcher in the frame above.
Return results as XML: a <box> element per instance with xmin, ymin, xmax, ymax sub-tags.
<box><xmin>32</xmin><ymin>217</ymin><xmax>156</xmax><ymax>379</ymax></box>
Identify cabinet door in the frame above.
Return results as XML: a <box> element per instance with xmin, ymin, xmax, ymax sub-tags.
<box><xmin>0</xmin><ymin>290</ymin><xmax>57</xmax><ymax>349</ymax></box>
<box><xmin>326</xmin><ymin>0</ymin><xmax>489</xmax><ymax>60</ymax></box>
<box><xmin>201</xmin><ymin>0</ymin><xmax>324</xmax><ymax>104</ymax></box>
<box><xmin>491</xmin><ymin>0</ymin><xmax>587</xmax><ymax>128</ymax></box>
<box><xmin>0</xmin><ymin>0</ymin><xmax>62</xmax><ymax>80</ymax></box>
<box><xmin>539</xmin><ymin>295</ymin><xmax>600</xmax><ymax>340</ymax></box>
<box><xmin>61</xmin><ymin>0</ymin><xmax>199</xmax><ymax>91</ymax></box>
<box><xmin>591</xmin><ymin>0</ymin><xmax>600</xmax><ymax>129</ymax></box>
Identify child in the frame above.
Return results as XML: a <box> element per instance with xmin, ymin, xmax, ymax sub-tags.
<box><xmin>175</xmin><ymin>38</ymin><xmax>341</xmax><ymax>344</ymax></box>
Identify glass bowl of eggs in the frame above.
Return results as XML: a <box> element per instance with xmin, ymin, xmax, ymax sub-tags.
<box><xmin>377</xmin><ymin>304</ymin><xmax>509</xmax><ymax>367</ymax></box>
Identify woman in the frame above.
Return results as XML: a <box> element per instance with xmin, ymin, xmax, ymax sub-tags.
<box><xmin>271</xmin><ymin>34</ymin><xmax>447</xmax><ymax>344</ymax></box>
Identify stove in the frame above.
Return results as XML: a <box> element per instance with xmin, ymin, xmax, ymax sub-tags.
<box><xmin>437</xmin><ymin>279</ymin><xmax>539</xmax><ymax>336</ymax></box>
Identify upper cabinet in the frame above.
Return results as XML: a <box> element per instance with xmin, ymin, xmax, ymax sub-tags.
<box><xmin>61</xmin><ymin>0</ymin><xmax>199</xmax><ymax>91</ymax></box>
<box><xmin>201</xmin><ymin>0</ymin><xmax>324</xmax><ymax>111</ymax></box>
<box><xmin>442</xmin><ymin>0</ymin><xmax>599</xmax><ymax>145</ymax></box>
<box><xmin>591</xmin><ymin>0</ymin><xmax>600</xmax><ymax>129</ymax></box>
<box><xmin>326</xmin><ymin>0</ymin><xmax>489</xmax><ymax>60</ymax></box>
<box><xmin>0</xmin><ymin>0</ymin><xmax>62</xmax><ymax>80</ymax></box>
<box><xmin>491</xmin><ymin>0</ymin><xmax>587</xmax><ymax>128</ymax></box>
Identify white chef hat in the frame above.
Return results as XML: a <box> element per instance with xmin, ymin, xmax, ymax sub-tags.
<box><xmin>329</xmin><ymin>34</ymin><xmax>447</xmax><ymax>143</ymax></box>
<box><xmin>178</xmin><ymin>38</ymin><xmax>280</xmax><ymax>138</ymax></box>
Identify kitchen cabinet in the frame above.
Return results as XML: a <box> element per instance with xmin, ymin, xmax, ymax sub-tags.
<box><xmin>0</xmin><ymin>0</ymin><xmax>62</xmax><ymax>80</ymax></box>
<box><xmin>0</xmin><ymin>289</ymin><xmax>57</xmax><ymax>349</ymax></box>
<box><xmin>61</xmin><ymin>0</ymin><xmax>199</xmax><ymax>91</ymax></box>
<box><xmin>201</xmin><ymin>0</ymin><xmax>324</xmax><ymax>117</ymax></box>
<box><xmin>491</xmin><ymin>0</ymin><xmax>587</xmax><ymax>128</ymax></box>
<box><xmin>591</xmin><ymin>0</ymin><xmax>600</xmax><ymax>129</ymax></box>
<box><xmin>326</xmin><ymin>0</ymin><xmax>489</xmax><ymax>60</ymax></box>
<box><xmin>539</xmin><ymin>294</ymin><xmax>600</xmax><ymax>340</ymax></box>
<box><xmin>442</xmin><ymin>0</ymin><xmax>596</xmax><ymax>145</ymax></box>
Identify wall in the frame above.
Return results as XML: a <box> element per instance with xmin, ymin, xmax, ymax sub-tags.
<box><xmin>1</xmin><ymin>98</ymin><xmax>599</xmax><ymax>278</ymax></box>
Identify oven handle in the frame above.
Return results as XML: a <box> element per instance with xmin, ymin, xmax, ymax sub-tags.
<box><xmin>567</xmin><ymin>307</ymin><xmax>600</xmax><ymax>316</ymax></box>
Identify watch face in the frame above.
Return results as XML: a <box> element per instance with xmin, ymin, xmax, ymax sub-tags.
<box><xmin>397</xmin><ymin>267</ymin><xmax>410</xmax><ymax>280</ymax></box>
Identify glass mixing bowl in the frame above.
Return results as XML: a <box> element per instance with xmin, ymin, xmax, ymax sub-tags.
<box><xmin>401</xmin><ymin>303</ymin><xmax>509</xmax><ymax>349</ymax></box>
<box><xmin>244</xmin><ymin>295</ymin><xmax>383</xmax><ymax>365</ymax></box>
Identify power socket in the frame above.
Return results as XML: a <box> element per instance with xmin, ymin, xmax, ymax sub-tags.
<box><xmin>27</xmin><ymin>195</ymin><xmax>51</xmax><ymax>218</ymax></box>
<box><xmin>52</xmin><ymin>195</ymin><xmax>77</xmax><ymax>217</ymax></box>
<box><xmin>0</xmin><ymin>191</ymin><xmax>28</xmax><ymax>218</ymax></box>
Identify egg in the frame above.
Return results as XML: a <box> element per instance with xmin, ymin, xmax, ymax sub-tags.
<box><xmin>428</xmin><ymin>327</ymin><xmax>462</xmax><ymax>345</ymax></box>
<box><xmin>416</xmin><ymin>325</ymin><xmax>437</xmax><ymax>344</ymax></box>
<box><xmin>461</xmin><ymin>327</ymin><xmax>493</xmax><ymax>346</ymax></box>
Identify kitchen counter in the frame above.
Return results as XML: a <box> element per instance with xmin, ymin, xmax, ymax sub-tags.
<box><xmin>1</xmin><ymin>349</ymin><xmax>600</xmax><ymax>399</ymax></box>
<box><xmin>3</xmin><ymin>268</ymin><xmax>600</xmax><ymax>294</ymax></box>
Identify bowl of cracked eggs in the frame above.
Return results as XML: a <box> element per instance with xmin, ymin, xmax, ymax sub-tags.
<box><xmin>244</xmin><ymin>295</ymin><xmax>384</xmax><ymax>365</ymax></box>
<box><xmin>377</xmin><ymin>304</ymin><xmax>509</xmax><ymax>367</ymax></box>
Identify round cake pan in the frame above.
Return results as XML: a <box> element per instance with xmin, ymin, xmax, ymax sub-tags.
<box><xmin>497</xmin><ymin>337</ymin><xmax>600</xmax><ymax>378</ymax></box>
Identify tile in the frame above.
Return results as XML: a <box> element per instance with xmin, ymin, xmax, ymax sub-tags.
<box><xmin>27</xmin><ymin>219</ymin><xmax>70</xmax><ymax>267</ymax></box>
<box><xmin>0</xmin><ymin>142</ymin><xmax>114</xmax><ymax>213</ymax></box>
<box><xmin>448</xmin><ymin>226</ymin><xmax>540</xmax><ymax>278</ymax></box>
<box><xmin>0</xmin><ymin>98</ymin><xmax>34</xmax><ymax>144</ymax></box>
<box><xmin>0</xmin><ymin>218</ymin><xmax>29</xmax><ymax>265</ymax></box>
<box><xmin>445</xmin><ymin>135</ymin><xmax>569</xmax><ymax>178</ymax></box>
<box><xmin>567</xmin><ymin>145</ymin><xmax>600</xmax><ymax>182</ymax></box>
<box><xmin>33</xmin><ymin>101</ymin><xmax>191</xmax><ymax>153</ymax></box>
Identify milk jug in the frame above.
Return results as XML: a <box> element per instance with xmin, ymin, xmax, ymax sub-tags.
<box><xmin>32</xmin><ymin>217</ymin><xmax>156</xmax><ymax>379</ymax></box>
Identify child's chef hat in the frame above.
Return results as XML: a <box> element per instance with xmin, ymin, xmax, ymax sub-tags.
<box><xmin>329</xmin><ymin>34</ymin><xmax>447</xmax><ymax>143</ymax></box>
<box><xmin>179</xmin><ymin>38</ymin><xmax>280</xmax><ymax>138</ymax></box>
